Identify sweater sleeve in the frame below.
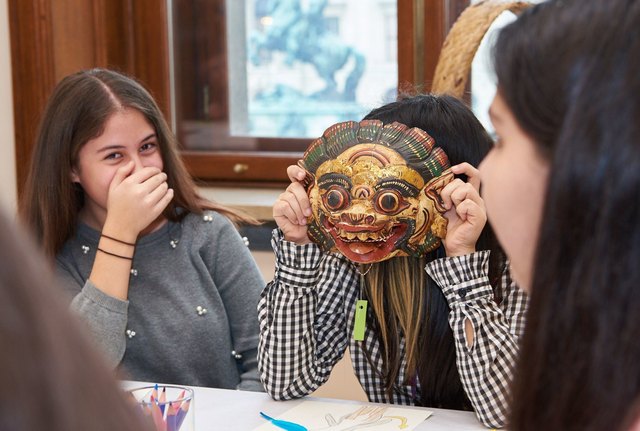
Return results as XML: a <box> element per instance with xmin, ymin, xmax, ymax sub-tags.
<box><xmin>56</xmin><ymin>260</ymin><xmax>129</xmax><ymax>367</ymax></box>
<box><xmin>425</xmin><ymin>251</ymin><xmax>528</xmax><ymax>429</ymax></box>
<box><xmin>257</xmin><ymin>229</ymin><xmax>354</xmax><ymax>400</ymax></box>
<box><xmin>237</xmin><ymin>348</ymin><xmax>263</xmax><ymax>392</ymax></box>
<box><xmin>209</xmin><ymin>214</ymin><xmax>266</xmax><ymax>391</ymax></box>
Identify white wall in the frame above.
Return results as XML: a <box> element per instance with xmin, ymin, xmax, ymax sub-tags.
<box><xmin>471</xmin><ymin>11</ymin><xmax>517</xmax><ymax>136</ymax></box>
<box><xmin>0</xmin><ymin>0</ymin><xmax>17</xmax><ymax>214</ymax></box>
<box><xmin>469</xmin><ymin>0</ymin><xmax>547</xmax><ymax>135</ymax></box>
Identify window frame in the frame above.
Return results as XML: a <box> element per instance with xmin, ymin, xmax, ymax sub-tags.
<box><xmin>176</xmin><ymin>0</ymin><xmax>469</xmax><ymax>186</ymax></box>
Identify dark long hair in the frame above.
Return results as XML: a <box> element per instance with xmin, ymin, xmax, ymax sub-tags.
<box><xmin>0</xmin><ymin>210</ymin><xmax>153</xmax><ymax>431</ymax></box>
<box><xmin>20</xmin><ymin>68</ymin><xmax>256</xmax><ymax>258</ymax></box>
<box><xmin>495</xmin><ymin>1</ymin><xmax>640</xmax><ymax>430</ymax></box>
<box><xmin>361</xmin><ymin>94</ymin><xmax>505</xmax><ymax>409</ymax></box>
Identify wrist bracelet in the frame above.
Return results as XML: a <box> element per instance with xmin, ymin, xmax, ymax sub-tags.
<box><xmin>101</xmin><ymin>233</ymin><xmax>135</xmax><ymax>247</ymax></box>
<box><xmin>97</xmin><ymin>247</ymin><xmax>133</xmax><ymax>261</ymax></box>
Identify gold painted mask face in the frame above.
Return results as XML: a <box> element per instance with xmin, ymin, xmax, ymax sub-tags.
<box><xmin>300</xmin><ymin>120</ymin><xmax>453</xmax><ymax>263</ymax></box>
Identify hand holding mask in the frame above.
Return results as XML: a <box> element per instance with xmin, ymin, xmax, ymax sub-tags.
<box><xmin>299</xmin><ymin>120</ymin><xmax>453</xmax><ymax>263</ymax></box>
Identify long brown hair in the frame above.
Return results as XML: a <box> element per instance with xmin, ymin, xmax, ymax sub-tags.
<box><xmin>495</xmin><ymin>1</ymin><xmax>640</xmax><ymax>429</ymax></box>
<box><xmin>20</xmin><ymin>68</ymin><xmax>256</xmax><ymax>258</ymax></box>
<box><xmin>0</xmin><ymin>210</ymin><xmax>152</xmax><ymax>430</ymax></box>
<box><xmin>361</xmin><ymin>94</ymin><xmax>504</xmax><ymax>409</ymax></box>
<box><xmin>366</xmin><ymin>257</ymin><xmax>427</xmax><ymax>395</ymax></box>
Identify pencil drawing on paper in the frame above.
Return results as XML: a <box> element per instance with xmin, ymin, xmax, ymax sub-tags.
<box><xmin>312</xmin><ymin>405</ymin><xmax>408</xmax><ymax>430</ymax></box>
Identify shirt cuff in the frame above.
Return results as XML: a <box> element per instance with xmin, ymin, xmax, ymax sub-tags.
<box><xmin>271</xmin><ymin>228</ymin><xmax>322</xmax><ymax>270</ymax></box>
<box><xmin>424</xmin><ymin>250</ymin><xmax>494</xmax><ymax>305</ymax></box>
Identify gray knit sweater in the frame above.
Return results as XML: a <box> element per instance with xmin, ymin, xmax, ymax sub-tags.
<box><xmin>56</xmin><ymin>210</ymin><xmax>265</xmax><ymax>391</ymax></box>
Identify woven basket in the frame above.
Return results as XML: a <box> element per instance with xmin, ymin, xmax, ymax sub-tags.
<box><xmin>431</xmin><ymin>0</ymin><xmax>532</xmax><ymax>98</ymax></box>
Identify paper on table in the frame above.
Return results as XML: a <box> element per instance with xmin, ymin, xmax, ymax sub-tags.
<box><xmin>253</xmin><ymin>400</ymin><xmax>432</xmax><ymax>431</ymax></box>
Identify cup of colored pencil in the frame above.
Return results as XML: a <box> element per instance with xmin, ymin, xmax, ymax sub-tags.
<box><xmin>128</xmin><ymin>384</ymin><xmax>195</xmax><ymax>431</ymax></box>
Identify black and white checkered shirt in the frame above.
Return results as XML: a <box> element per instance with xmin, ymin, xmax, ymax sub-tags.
<box><xmin>258</xmin><ymin>229</ymin><xmax>528</xmax><ymax>428</ymax></box>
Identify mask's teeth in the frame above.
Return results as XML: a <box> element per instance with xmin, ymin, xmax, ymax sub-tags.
<box><xmin>335</xmin><ymin>224</ymin><xmax>399</xmax><ymax>243</ymax></box>
<box><xmin>356</xmin><ymin>232</ymin><xmax>369</xmax><ymax>241</ymax></box>
<box><xmin>345</xmin><ymin>231</ymin><xmax>358</xmax><ymax>240</ymax></box>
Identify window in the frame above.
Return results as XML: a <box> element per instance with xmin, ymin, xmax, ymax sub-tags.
<box><xmin>236</xmin><ymin>0</ymin><xmax>394</xmax><ymax>140</ymax></box>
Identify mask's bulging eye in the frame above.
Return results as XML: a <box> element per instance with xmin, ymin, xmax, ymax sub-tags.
<box><xmin>324</xmin><ymin>186</ymin><xmax>350</xmax><ymax>211</ymax></box>
<box><xmin>378</xmin><ymin>192</ymin><xmax>399</xmax><ymax>212</ymax></box>
<box><xmin>374</xmin><ymin>190</ymin><xmax>408</xmax><ymax>215</ymax></box>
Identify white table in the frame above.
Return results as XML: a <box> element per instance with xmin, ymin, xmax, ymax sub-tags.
<box><xmin>122</xmin><ymin>382</ymin><xmax>488</xmax><ymax>430</ymax></box>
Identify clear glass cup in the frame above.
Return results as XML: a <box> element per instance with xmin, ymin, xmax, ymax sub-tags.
<box><xmin>128</xmin><ymin>384</ymin><xmax>195</xmax><ymax>431</ymax></box>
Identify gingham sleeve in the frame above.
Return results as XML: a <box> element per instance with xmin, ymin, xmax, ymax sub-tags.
<box><xmin>425</xmin><ymin>251</ymin><xmax>528</xmax><ymax>429</ymax></box>
<box><xmin>257</xmin><ymin>229</ymin><xmax>355</xmax><ymax>400</ymax></box>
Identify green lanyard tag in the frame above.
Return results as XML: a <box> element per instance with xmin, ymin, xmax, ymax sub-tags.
<box><xmin>353</xmin><ymin>300</ymin><xmax>368</xmax><ymax>341</ymax></box>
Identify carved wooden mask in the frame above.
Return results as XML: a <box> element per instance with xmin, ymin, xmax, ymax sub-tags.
<box><xmin>300</xmin><ymin>120</ymin><xmax>453</xmax><ymax>263</ymax></box>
